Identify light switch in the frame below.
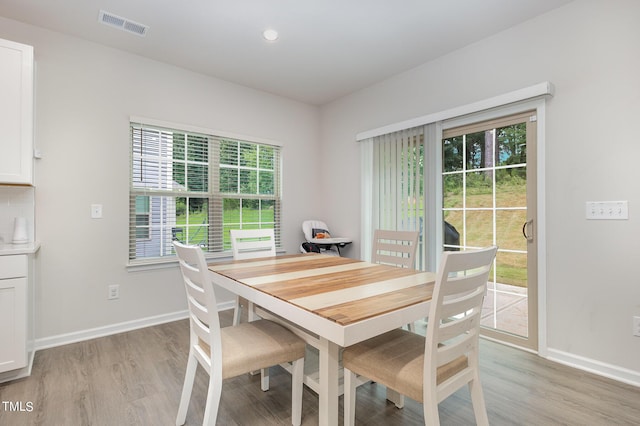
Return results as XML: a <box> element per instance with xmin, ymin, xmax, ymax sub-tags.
<box><xmin>91</xmin><ymin>204</ymin><xmax>103</xmax><ymax>219</ymax></box>
<box><xmin>585</xmin><ymin>201</ymin><xmax>628</xmax><ymax>220</ymax></box>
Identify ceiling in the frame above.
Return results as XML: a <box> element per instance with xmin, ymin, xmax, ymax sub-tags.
<box><xmin>0</xmin><ymin>0</ymin><xmax>572</xmax><ymax>105</ymax></box>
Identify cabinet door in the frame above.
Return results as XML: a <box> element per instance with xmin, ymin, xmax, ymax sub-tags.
<box><xmin>0</xmin><ymin>277</ymin><xmax>27</xmax><ymax>373</ymax></box>
<box><xmin>0</xmin><ymin>38</ymin><xmax>34</xmax><ymax>184</ymax></box>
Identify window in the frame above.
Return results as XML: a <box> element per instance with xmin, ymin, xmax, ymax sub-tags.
<box><xmin>129</xmin><ymin>121</ymin><xmax>281</xmax><ymax>262</ymax></box>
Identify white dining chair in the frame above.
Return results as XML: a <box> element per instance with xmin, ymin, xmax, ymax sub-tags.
<box><xmin>230</xmin><ymin>228</ymin><xmax>277</xmax><ymax>390</ymax></box>
<box><xmin>173</xmin><ymin>241</ymin><xmax>305</xmax><ymax>426</ymax></box>
<box><xmin>229</xmin><ymin>228</ymin><xmax>276</xmax><ymax>326</ymax></box>
<box><xmin>343</xmin><ymin>245</ymin><xmax>498</xmax><ymax>426</ymax></box>
<box><xmin>371</xmin><ymin>229</ymin><xmax>420</xmax><ymax>269</ymax></box>
<box><xmin>372</xmin><ymin>229</ymin><xmax>420</xmax><ymax>335</ymax></box>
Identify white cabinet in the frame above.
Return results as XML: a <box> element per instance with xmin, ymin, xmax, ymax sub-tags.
<box><xmin>0</xmin><ymin>255</ymin><xmax>28</xmax><ymax>374</ymax></box>
<box><xmin>0</xmin><ymin>38</ymin><xmax>34</xmax><ymax>185</ymax></box>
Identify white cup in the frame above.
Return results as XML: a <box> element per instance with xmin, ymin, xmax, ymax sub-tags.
<box><xmin>12</xmin><ymin>217</ymin><xmax>29</xmax><ymax>244</ymax></box>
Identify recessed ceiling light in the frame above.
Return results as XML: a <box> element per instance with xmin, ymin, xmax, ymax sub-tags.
<box><xmin>263</xmin><ymin>29</ymin><xmax>279</xmax><ymax>42</ymax></box>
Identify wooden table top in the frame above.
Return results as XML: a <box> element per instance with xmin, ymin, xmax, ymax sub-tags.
<box><xmin>209</xmin><ymin>253</ymin><xmax>436</xmax><ymax>326</ymax></box>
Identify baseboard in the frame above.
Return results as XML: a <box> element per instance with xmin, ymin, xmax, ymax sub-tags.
<box><xmin>546</xmin><ymin>348</ymin><xmax>640</xmax><ymax>388</ymax></box>
<box><xmin>34</xmin><ymin>300</ymin><xmax>236</xmax><ymax>351</ymax></box>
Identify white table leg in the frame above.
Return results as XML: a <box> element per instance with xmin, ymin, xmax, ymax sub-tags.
<box><xmin>318</xmin><ymin>337</ymin><xmax>340</xmax><ymax>426</ymax></box>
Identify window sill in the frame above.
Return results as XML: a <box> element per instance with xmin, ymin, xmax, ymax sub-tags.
<box><xmin>126</xmin><ymin>249</ymin><xmax>287</xmax><ymax>272</ymax></box>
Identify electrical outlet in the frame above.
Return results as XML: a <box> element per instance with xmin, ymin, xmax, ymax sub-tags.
<box><xmin>634</xmin><ymin>316</ymin><xmax>640</xmax><ymax>337</ymax></box>
<box><xmin>91</xmin><ymin>204</ymin><xmax>103</xmax><ymax>219</ymax></box>
<box><xmin>108</xmin><ymin>284</ymin><xmax>120</xmax><ymax>300</ymax></box>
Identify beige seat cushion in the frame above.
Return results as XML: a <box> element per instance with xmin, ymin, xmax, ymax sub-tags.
<box><xmin>343</xmin><ymin>328</ymin><xmax>467</xmax><ymax>402</ymax></box>
<box><xmin>199</xmin><ymin>319</ymin><xmax>305</xmax><ymax>380</ymax></box>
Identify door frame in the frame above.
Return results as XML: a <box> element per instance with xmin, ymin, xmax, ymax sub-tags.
<box><xmin>437</xmin><ymin>98</ymin><xmax>547</xmax><ymax>354</ymax></box>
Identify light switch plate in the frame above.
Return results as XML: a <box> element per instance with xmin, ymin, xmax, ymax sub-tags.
<box><xmin>585</xmin><ymin>201</ymin><xmax>628</xmax><ymax>220</ymax></box>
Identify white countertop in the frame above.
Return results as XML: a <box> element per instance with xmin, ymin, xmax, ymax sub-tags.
<box><xmin>0</xmin><ymin>241</ymin><xmax>41</xmax><ymax>255</ymax></box>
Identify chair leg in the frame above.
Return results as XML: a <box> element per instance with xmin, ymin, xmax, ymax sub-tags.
<box><xmin>423</xmin><ymin>384</ymin><xmax>440</xmax><ymax>426</ymax></box>
<box><xmin>291</xmin><ymin>358</ymin><xmax>304</xmax><ymax>426</ymax></box>
<box><xmin>244</xmin><ymin>301</ymin><xmax>270</xmax><ymax>390</ymax></box>
<box><xmin>469</xmin><ymin>377</ymin><xmax>489</xmax><ymax>426</ymax></box>
<box><xmin>202</xmin><ymin>371</ymin><xmax>223</xmax><ymax>426</ymax></box>
<box><xmin>176</xmin><ymin>352</ymin><xmax>198</xmax><ymax>426</ymax></box>
<box><xmin>232</xmin><ymin>296</ymin><xmax>242</xmax><ymax>326</ymax></box>
<box><xmin>423</xmin><ymin>402</ymin><xmax>440</xmax><ymax>426</ymax></box>
<box><xmin>343</xmin><ymin>368</ymin><xmax>357</xmax><ymax>426</ymax></box>
<box><xmin>261</xmin><ymin>368</ymin><xmax>270</xmax><ymax>391</ymax></box>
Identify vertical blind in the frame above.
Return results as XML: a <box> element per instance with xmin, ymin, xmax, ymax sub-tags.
<box><xmin>368</xmin><ymin>125</ymin><xmax>426</xmax><ymax>268</ymax></box>
<box><xmin>129</xmin><ymin>122</ymin><xmax>281</xmax><ymax>262</ymax></box>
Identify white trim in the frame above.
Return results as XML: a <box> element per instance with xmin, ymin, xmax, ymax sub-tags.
<box><xmin>546</xmin><ymin>348</ymin><xmax>640</xmax><ymax>388</ymax></box>
<box><xmin>356</xmin><ymin>82</ymin><xmax>554</xmax><ymax>141</ymax></box>
<box><xmin>33</xmin><ymin>301</ymin><xmax>232</xmax><ymax>350</ymax></box>
<box><xmin>535</xmin><ymin>101</ymin><xmax>548</xmax><ymax>356</ymax></box>
<box><xmin>126</xmin><ymin>249</ymin><xmax>287</xmax><ymax>271</ymax></box>
<box><xmin>360</xmin><ymin>139</ymin><xmax>374</xmax><ymax>261</ymax></box>
<box><xmin>129</xmin><ymin>115</ymin><xmax>284</xmax><ymax>147</ymax></box>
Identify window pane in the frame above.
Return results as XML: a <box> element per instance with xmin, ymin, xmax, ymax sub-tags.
<box><xmin>464</xmin><ymin>210</ymin><xmax>494</xmax><ymax>247</ymax></box>
<box><xmin>259</xmin><ymin>170</ymin><xmax>274</xmax><ymax>195</ymax></box>
<box><xmin>220</xmin><ymin>140</ymin><xmax>238</xmax><ymax>165</ymax></box>
<box><xmin>496</xmin><ymin>123</ymin><xmax>526</xmax><ymax>166</ymax></box>
<box><xmin>443</xmin><ymin>136</ymin><xmax>463</xmax><ymax>172</ymax></box>
<box><xmin>239</xmin><ymin>169</ymin><xmax>257</xmax><ymax>194</ymax></box>
<box><xmin>220</xmin><ymin>168</ymin><xmax>238</xmax><ymax>193</ymax></box>
<box><xmin>173</xmin><ymin>133</ymin><xmax>185</xmax><ymax>161</ymax></box>
<box><xmin>496</xmin><ymin>209</ymin><xmax>526</xmax><ymax>251</ymax></box>
<box><xmin>242</xmin><ymin>199</ymin><xmax>260</xmax><ymax>226</ymax></box>
<box><xmin>133</xmin><ymin>195</ymin><xmax>179</xmax><ymax>258</ymax></box>
<box><xmin>260</xmin><ymin>200</ymin><xmax>275</xmax><ymax>224</ymax></box>
<box><xmin>187</xmin><ymin>163</ymin><xmax>208</xmax><ymax>192</ymax></box>
<box><xmin>443</xmin><ymin>173</ymin><xmax>463</xmax><ymax>209</ymax></box>
<box><xmin>466</xmin><ymin>130</ymin><xmax>497</xmax><ymax>170</ymax></box>
<box><xmin>496</xmin><ymin>250</ymin><xmax>527</xmax><ymax>287</ymax></box>
<box><xmin>259</xmin><ymin>145</ymin><xmax>275</xmax><ymax>170</ymax></box>
<box><xmin>188</xmin><ymin>135</ymin><xmax>208</xmax><ymax>162</ymax></box>
<box><xmin>466</xmin><ymin>170</ymin><xmax>493</xmax><ymax>208</ymax></box>
<box><xmin>135</xmin><ymin>196</ymin><xmax>149</xmax><ymax>214</ymax></box>
<box><xmin>240</xmin><ymin>143</ymin><xmax>257</xmax><ymax>167</ymax></box>
<box><xmin>496</xmin><ymin>169</ymin><xmax>526</xmax><ymax>208</ymax></box>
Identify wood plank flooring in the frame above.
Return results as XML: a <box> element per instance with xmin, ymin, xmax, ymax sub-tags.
<box><xmin>1</xmin><ymin>311</ymin><xmax>639</xmax><ymax>425</ymax></box>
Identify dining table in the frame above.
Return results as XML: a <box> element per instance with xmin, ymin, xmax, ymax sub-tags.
<box><xmin>208</xmin><ymin>252</ymin><xmax>436</xmax><ymax>426</ymax></box>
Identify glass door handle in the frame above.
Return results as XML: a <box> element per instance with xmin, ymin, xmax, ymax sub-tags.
<box><xmin>522</xmin><ymin>219</ymin><xmax>534</xmax><ymax>242</ymax></box>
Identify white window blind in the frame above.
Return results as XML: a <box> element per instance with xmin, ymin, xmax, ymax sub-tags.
<box><xmin>364</xmin><ymin>126</ymin><xmax>426</xmax><ymax>269</ymax></box>
<box><xmin>129</xmin><ymin>121</ymin><xmax>281</xmax><ymax>262</ymax></box>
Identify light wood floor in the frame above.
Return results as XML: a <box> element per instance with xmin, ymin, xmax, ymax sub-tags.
<box><xmin>1</xmin><ymin>311</ymin><xmax>640</xmax><ymax>425</ymax></box>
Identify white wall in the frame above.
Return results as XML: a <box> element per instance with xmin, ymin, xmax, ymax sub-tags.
<box><xmin>0</xmin><ymin>17</ymin><xmax>322</xmax><ymax>340</ymax></box>
<box><xmin>320</xmin><ymin>0</ymin><xmax>640</xmax><ymax>380</ymax></box>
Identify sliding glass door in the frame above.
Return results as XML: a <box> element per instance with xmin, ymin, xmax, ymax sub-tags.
<box><xmin>442</xmin><ymin>111</ymin><xmax>538</xmax><ymax>350</ymax></box>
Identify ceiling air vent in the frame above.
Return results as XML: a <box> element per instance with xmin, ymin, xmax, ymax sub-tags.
<box><xmin>98</xmin><ymin>10</ymin><xmax>148</xmax><ymax>37</ymax></box>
